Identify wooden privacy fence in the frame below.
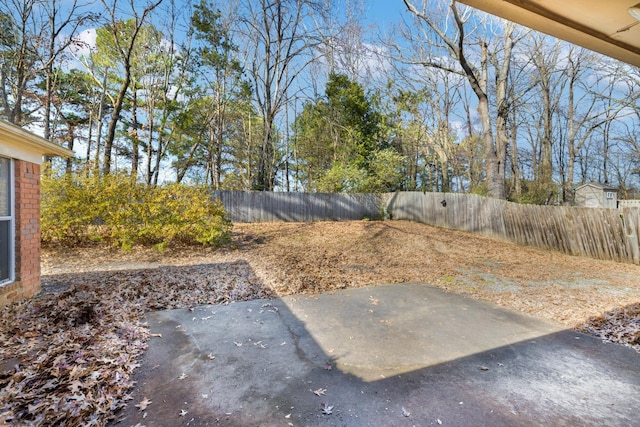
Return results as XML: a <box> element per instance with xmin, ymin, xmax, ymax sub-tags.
<box><xmin>212</xmin><ymin>190</ymin><xmax>640</xmax><ymax>264</ymax></box>
<box><xmin>213</xmin><ymin>191</ymin><xmax>384</xmax><ymax>223</ymax></box>
<box><xmin>386</xmin><ymin>192</ymin><xmax>640</xmax><ymax>265</ymax></box>
<box><xmin>619</xmin><ymin>200</ymin><xmax>640</xmax><ymax>208</ymax></box>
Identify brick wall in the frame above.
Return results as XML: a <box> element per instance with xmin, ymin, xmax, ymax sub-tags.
<box><xmin>0</xmin><ymin>160</ymin><xmax>40</xmax><ymax>306</ymax></box>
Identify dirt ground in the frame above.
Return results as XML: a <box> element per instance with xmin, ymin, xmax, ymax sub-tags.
<box><xmin>43</xmin><ymin>220</ymin><xmax>640</xmax><ymax>329</ymax></box>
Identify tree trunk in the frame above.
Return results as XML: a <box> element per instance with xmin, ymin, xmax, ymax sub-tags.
<box><xmin>66</xmin><ymin>124</ymin><xmax>75</xmax><ymax>174</ymax></box>
<box><xmin>131</xmin><ymin>88</ymin><xmax>139</xmax><ymax>180</ymax></box>
<box><xmin>103</xmin><ymin>69</ymin><xmax>131</xmax><ymax>174</ymax></box>
<box><xmin>478</xmin><ymin>41</ymin><xmax>503</xmax><ymax>199</ymax></box>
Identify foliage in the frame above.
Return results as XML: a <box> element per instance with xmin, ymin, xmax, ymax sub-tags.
<box><xmin>294</xmin><ymin>73</ymin><xmax>392</xmax><ymax>191</ymax></box>
<box><xmin>324</xmin><ymin>73</ymin><xmax>385</xmax><ymax>168</ymax></box>
<box><xmin>315</xmin><ymin>149</ymin><xmax>406</xmax><ymax>193</ymax></box>
<box><xmin>41</xmin><ymin>173</ymin><xmax>232</xmax><ymax>249</ymax></box>
<box><xmin>507</xmin><ymin>179</ymin><xmax>558</xmax><ymax>205</ymax></box>
<box><xmin>316</xmin><ymin>162</ymin><xmax>368</xmax><ymax>193</ymax></box>
<box><xmin>366</xmin><ymin>149</ymin><xmax>406</xmax><ymax>192</ymax></box>
<box><xmin>2</xmin><ymin>0</ymin><xmax>640</xmax><ymax>196</ymax></box>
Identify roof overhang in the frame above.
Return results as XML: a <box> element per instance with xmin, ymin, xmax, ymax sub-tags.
<box><xmin>457</xmin><ymin>0</ymin><xmax>640</xmax><ymax>67</ymax></box>
<box><xmin>0</xmin><ymin>120</ymin><xmax>73</xmax><ymax>165</ymax></box>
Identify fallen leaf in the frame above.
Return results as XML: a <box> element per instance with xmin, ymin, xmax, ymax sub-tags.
<box><xmin>321</xmin><ymin>403</ymin><xmax>333</xmax><ymax>415</ymax></box>
<box><xmin>178</xmin><ymin>372</ymin><xmax>187</xmax><ymax>380</ymax></box>
<box><xmin>478</xmin><ymin>365</ymin><xmax>489</xmax><ymax>371</ymax></box>
<box><xmin>313</xmin><ymin>388</ymin><xmax>327</xmax><ymax>396</ymax></box>
<box><xmin>207</xmin><ymin>353</ymin><xmax>216</xmax><ymax>360</ymax></box>
<box><xmin>179</xmin><ymin>409</ymin><xmax>188</xmax><ymax>416</ymax></box>
<box><xmin>402</xmin><ymin>406</ymin><xmax>411</xmax><ymax>417</ymax></box>
<box><xmin>135</xmin><ymin>397</ymin><xmax>152</xmax><ymax>411</ymax></box>
<box><xmin>150</xmin><ymin>333</ymin><xmax>163</xmax><ymax>338</ymax></box>
<box><xmin>233</xmin><ymin>341</ymin><xmax>243</xmax><ymax>347</ymax></box>
<box><xmin>68</xmin><ymin>380</ymin><xmax>84</xmax><ymax>393</ymax></box>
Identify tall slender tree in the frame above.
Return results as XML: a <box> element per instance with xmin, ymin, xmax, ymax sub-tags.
<box><xmin>239</xmin><ymin>0</ymin><xmax>323</xmax><ymax>190</ymax></box>
<box><xmin>98</xmin><ymin>0</ymin><xmax>163</xmax><ymax>175</ymax></box>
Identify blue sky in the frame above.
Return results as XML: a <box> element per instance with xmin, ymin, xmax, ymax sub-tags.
<box><xmin>365</xmin><ymin>1</ymin><xmax>407</xmax><ymax>28</ymax></box>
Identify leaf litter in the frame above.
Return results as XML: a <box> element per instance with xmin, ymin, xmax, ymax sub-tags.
<box><xmin>1</xmin><ymin>260</ymin><xmax>273</xmax><ymax>426</ymax></box>
<box><xmin>2</xmin><ymin>220</ymin><xmax>639</xmax><ymax>425</ymax></box>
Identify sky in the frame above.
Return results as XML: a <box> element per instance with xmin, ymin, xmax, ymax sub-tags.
<box><xmin>366</xmin><ymin>1</ymin><xmax>407</xmax><ymax>28</ymax></box>
<box><xmin>67</xmin><ymin>0</ymin><xmax>410</xmax><ymax>56</ymax></box>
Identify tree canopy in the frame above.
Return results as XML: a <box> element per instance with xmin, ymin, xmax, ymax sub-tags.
<box><xmin>1</xmin><ymin>0</ymin><xmax>639</xmax><ymax>200</ymax></box>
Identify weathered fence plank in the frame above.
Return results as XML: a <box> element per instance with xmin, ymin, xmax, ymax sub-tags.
<box><xmin>621</xmin><ymin>207</ymin><xmax>640</xmax><ymax>264</ymax></box>
<box><xmin>213</xmin><ymin>191</ymin><xmax>384</xmax><ymax>223</ymax></box>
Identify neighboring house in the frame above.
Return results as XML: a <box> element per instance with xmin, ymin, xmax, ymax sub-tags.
<box><xmin>0</xmin><ymin>120</ymin><xmax>73</xmax><ymax>306</ymax></box>
<box><xmin>574</xmin><ymin>183</ymin><xmax>618</xmax><ymax>209</ymax></box>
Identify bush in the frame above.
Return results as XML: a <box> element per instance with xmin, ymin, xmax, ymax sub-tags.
<box><xmin>506</xmin><ymin>179</ymin><xmax>558</xmax><ymax>205</ymax></box>
<box><xmin>41</xmin><ymin>173</ymin><xmax>232</xmax><ymax>250</ymax></box>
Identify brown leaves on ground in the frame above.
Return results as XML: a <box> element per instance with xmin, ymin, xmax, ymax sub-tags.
<box><xmin>2</xmin><ymin>220</ymin><xmax>639</xmax><ymax>425</ymax></box>
<box><xmin>0</xmin><ymin>284</ymin><xmax>147</xmax><ymax>426</ymax></box>
<box><xmin>135</xmin><ymin>397</ymin><xmax>152</xmax><ymax>411</ymax></box>
<box><xmin>579</xmin><ymin>303</ymin><xmax>640</xmax><ymax>351</ymax></box>
<box><xmin>1</xmin><ymin>261</ymin><xmax>273</xmax><ymax>426</ymax></box>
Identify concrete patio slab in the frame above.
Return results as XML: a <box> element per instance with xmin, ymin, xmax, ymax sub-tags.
<box><xmin>111</xmin><ymin>283</ymin><xmax>640</xmax><ymax>427</ymax></box>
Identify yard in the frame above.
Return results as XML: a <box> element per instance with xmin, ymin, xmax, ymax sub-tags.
<box><xmin>2</xmin><ymin>220</ymin><xmax>639</xmax><ymax>425</ymax></box>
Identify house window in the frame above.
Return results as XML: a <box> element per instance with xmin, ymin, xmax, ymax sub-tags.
<box><xmin>606</xmin><ymin>191</ymin><xmax>615</xmax><ymax>199</ymax></box>
<box><xmin>0</xmin><ymin>157</ymin><xmax>13</xmax><ymax>285</ymax></box>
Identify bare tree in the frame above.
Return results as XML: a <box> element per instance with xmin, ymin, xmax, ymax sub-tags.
<box><xmin>40</xmin><ymin>0</ymin><xmax>95</xmax><ymax>141</ymax></box>
<box><xmin>559</xmin><ymin>48</ymin><xmax>613</xmax><ymax>202</ymax></box>
<box><xmin>99</xmin><ymin>0</ymin><xmax>163</xmax><ymax>175</ymax></box>
<box><xmin>0</xmin><ymin>0</ymin><xmax>38</xmax><ymax>125</ymax></box>
<box><xmin>238</xmin><ymin>0</ymin><xmax>322</xmax><ymax>191</ymax></box>
<box><xmin>402</xmin><ymin>0</ymin><xmax>518</xmax><ymax>199</ymax></box>
<box><xmin>525</xmin><ymin>34</ymin><xmax>566</xmax><ymax>198</ymax></box>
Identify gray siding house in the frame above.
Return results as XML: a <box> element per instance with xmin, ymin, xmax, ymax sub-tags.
<box><xmin>574</xmin><ymin>183</ymin><xmax>618</xmax><ymax>209</ymax></box>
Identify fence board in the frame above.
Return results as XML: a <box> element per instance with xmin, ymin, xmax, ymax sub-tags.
<box><xmin>386</xmin><ymin>191</ymin><xmax>640</xmax><ymax>265</ymax></box>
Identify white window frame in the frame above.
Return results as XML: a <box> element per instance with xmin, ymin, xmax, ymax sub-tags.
<box><xmin>0</xmin><ymin>157</ymin><xmax>14</xmax><ymax>286</ymax></box>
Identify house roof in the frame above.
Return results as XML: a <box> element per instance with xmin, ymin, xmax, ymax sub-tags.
<box><xmin>458</xmin><ymin>0</ymin><xmax>640</xmax><ymax>67</ymax></box>
<box><xmin>0</xmin><ymin>120</ymin><xmax>73</xmax><ymax>165</ymax></box>
<box><xmin>575</xmin><ymin>183</ymin><xmax>618</xmax><ymax>192</ymax></box>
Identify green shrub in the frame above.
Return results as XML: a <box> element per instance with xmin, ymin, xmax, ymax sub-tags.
<box><xmin>41</xmin><ymin>173</ymin><xmax>232</xmax><ymax>249</ymax></box>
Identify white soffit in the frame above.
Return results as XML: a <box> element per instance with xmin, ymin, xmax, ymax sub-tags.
<box><xmin>0</xmin><ymin>120</ymin><xmax>73</xmax><ymax>165</ymax></box>
<box><xmin>457</xmin><ymin>0</ymin><xmax>640</xmax><ymax>67</ymax></box>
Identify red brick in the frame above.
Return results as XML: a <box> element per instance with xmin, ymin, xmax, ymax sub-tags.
<box><xmin>1</xmin><ymin>160</ymin><xmax>42</xmax><ymax>306</ymax></box>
